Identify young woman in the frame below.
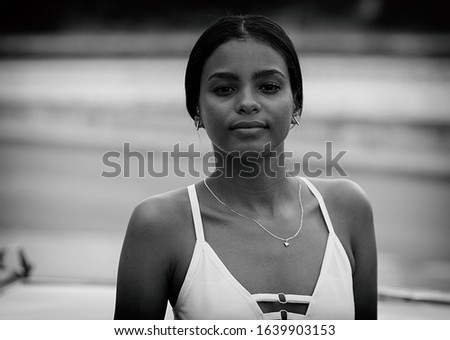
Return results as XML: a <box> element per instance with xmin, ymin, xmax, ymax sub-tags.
<box><xmin>114</xmin><ymin>15</ymin><xmax>377</xmax><ymax>320</ymax></box>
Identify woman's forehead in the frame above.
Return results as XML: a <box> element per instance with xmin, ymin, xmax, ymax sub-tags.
<box><xmin>202</xmin><ymin>38</ymin><xmax>288</xmax><ymax>78</ymax></box>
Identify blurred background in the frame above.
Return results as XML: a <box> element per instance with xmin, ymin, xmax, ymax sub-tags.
<box><xmin>1</xmin><ymin>0</ymin><xmax>450</xmax><ymax>319</ymax></box>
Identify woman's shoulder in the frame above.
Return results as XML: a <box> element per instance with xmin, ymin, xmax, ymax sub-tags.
<box><xmin>304</xmin><ymin>177</ymin><xmax>372</xmax><ymax>216</ymax></box>
<box><xmin>127</xmin><ymin>186</ymin><xmax>193</xmax><ymax>242</ymax></box>
<box><xmin>303</xmin><ymin>177</ymin><xmax>374</xmax><ymax>244</ymax></box>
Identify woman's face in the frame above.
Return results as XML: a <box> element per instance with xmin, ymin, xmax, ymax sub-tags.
<box><xmin>198</xmin><ymin>38</ymin><xmax>295</xmax><ymax>155</ymax></box>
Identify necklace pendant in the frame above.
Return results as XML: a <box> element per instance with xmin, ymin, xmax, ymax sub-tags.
<box><xmin>284</xmin><ymin>241</ymin><xmax>289</xmax><ymax>247</ymax></box>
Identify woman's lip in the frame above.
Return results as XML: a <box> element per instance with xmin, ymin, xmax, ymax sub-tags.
<box><xmin>230</xmin><ymin>121</ymin><xmax>267</xmax><ymax>129</ymax></box>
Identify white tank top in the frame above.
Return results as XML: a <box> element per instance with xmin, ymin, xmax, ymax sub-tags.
<box><xmin>173</xmin><ymin>177</ymin><xmax>355</xmax><ymax>320</ymax></box>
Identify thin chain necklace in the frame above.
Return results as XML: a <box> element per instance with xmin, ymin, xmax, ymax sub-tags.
<box><xmin>203</xmin><ymin>178</ymin><xmax>304</xmax><ymax>247</ymax></box>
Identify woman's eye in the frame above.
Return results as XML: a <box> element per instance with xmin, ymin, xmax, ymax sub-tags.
<box><xmin>213</xmin><ymin>85</ymin><xmax>235</xmax><ymax>95</ymax></box>
<box><xmin>260</xmin><ymin>83</ymin><xmax>280</xmax><ymax>93</ymax></box>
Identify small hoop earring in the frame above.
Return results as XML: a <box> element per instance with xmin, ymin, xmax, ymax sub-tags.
<box><xmin>194</xmin><ymin>115</ymin><xmax>204</xmax><ymax>130</ymax></box>
<box><xmin>195</xmin><ymin>107</ymin><xmax>205</xmax><ymax>130</ymax></box>
<box><xmin>291</xmin><ymin>113</ymin><xmax>300</xmax><ymax>126</ymax></box>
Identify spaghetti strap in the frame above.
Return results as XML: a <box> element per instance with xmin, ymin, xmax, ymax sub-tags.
<box><xmin>299</xmin><ymin>177</ymin><xmax>336</xmax><ymax>234</ymax></box>
<box><xmin>187</xmin><ymin>184</ymin><xmax>205</xmax><ymax>242</ymax></box>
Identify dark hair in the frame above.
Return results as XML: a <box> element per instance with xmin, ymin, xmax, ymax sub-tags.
<box><xmin>185</xmin><ymin>15</ymin><xmax>303</xmax><ymax>120</ymax></box>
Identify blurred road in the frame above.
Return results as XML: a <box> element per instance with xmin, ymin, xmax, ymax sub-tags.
<box><xmin>1</xmin><ymin>56</ymin><xmax>450</xmax><ymax>297</ymax></box>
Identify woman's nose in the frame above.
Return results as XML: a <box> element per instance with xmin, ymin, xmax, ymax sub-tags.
<box><xmin>235</xmin><ymin>88</ymin><xmax>261</xmax><ymax>114</ymax></box>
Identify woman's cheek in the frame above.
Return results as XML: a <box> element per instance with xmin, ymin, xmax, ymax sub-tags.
<box><xmin>201</xmin><ymin>101</ymin><xmax>232</xmax><ymax>128</ymax></box>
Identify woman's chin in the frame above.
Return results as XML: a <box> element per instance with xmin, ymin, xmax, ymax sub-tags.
<box><xmin>214</xmin><ymin>140</ymin><xmax>283</xmax><ymax>157</ymax></box>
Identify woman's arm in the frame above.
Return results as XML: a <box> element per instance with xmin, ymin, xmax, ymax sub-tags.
<box><xmin>344</xmin><ymin>180</ymin><xmax>377</xmax><ymax>319</ymax></box>
<box><xmin>114</xmin><ymin>200</ymin><xmax>172</xmax><ymax>320</ymax></box>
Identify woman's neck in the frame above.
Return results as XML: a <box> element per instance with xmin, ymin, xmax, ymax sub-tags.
<box><xmin>207</xmin><ymin>145</ymin><xmax>296</xmax><ymax>217</ymax></box>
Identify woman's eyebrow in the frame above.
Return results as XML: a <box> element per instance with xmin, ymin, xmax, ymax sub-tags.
<box><xmin>207</xmin><ymin>69</ymin><xmax>285</xmax><ymax>82</ymax></box>
<box><xmin>207</xmin><ymin>72</ymin><xmax>239</xmax><ymax>82</ymax></box>
<box><xmin>252</xmin><ymin>69</ymin><xmax>286</xmax><ymax>80</ymax></box>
